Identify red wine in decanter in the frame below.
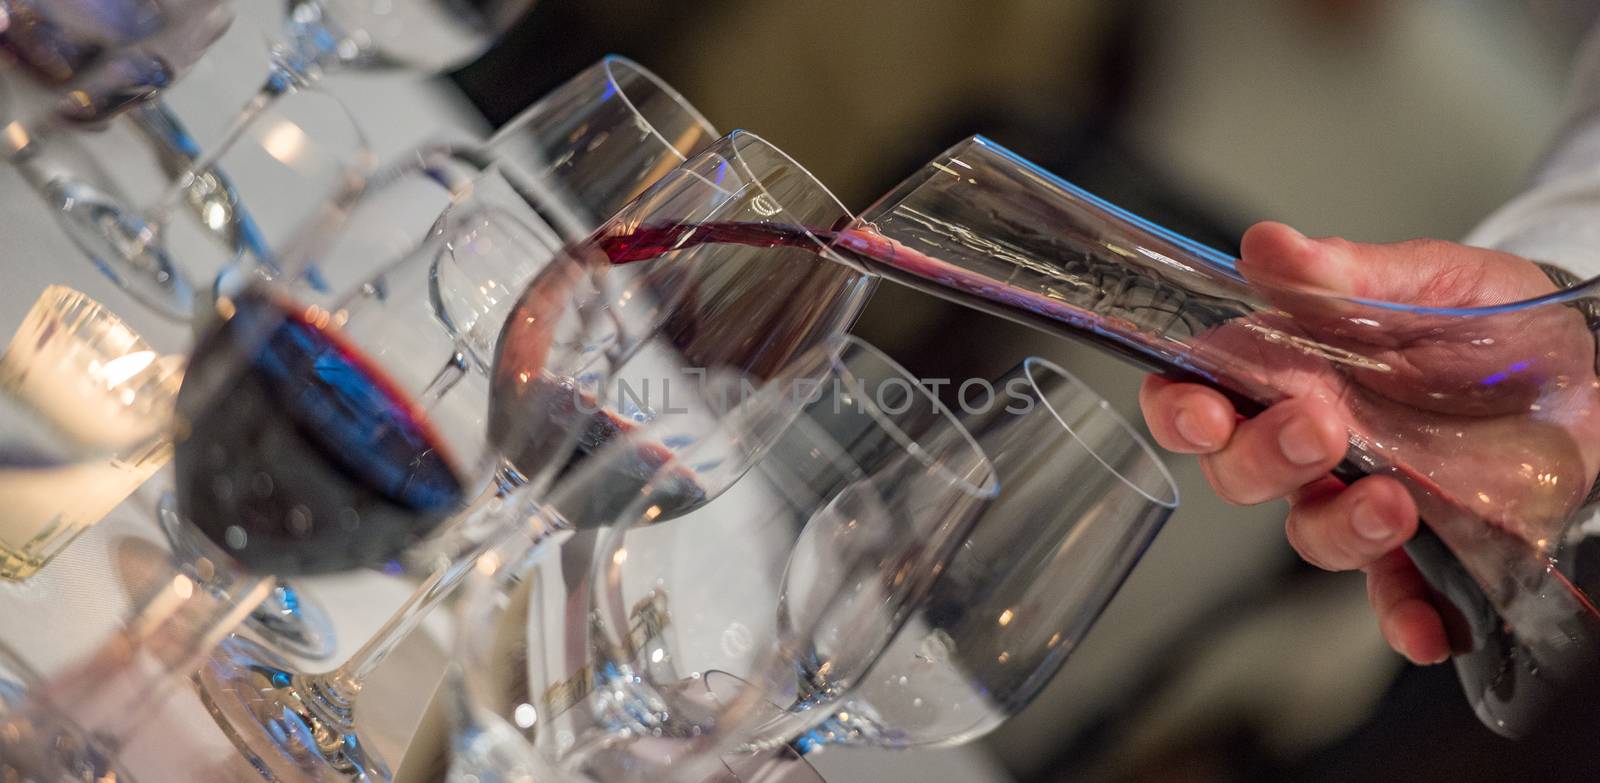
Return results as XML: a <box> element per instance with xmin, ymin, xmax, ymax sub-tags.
<box><xmin>592</xmin><ymin>217</ymin><xmax>1600</xmax><ymax>737</ymax></box>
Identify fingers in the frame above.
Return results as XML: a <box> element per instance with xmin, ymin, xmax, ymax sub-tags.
<box><xmin>1195</xmin><ymin>396</ymin><xmax>1348</xmax><ymax>505</ymax></box>
<box><xmin>1143</xmin><ymin>371</ymin><xmax>1450</xmax><ymax>665</ymax></box>
<box><xmin>1139</xmin><ymin>376</ymin><xmax>1237</xmax><ymax>454</ymax></box>
<box><xmin>1237</xmin><ymin>221</ymin><xmax>1555</xmax><ymax>308</ymax></box>
<box><xmin>1366</xmin><ymin>550</ymin><xmax>1452</xmax><ymax>664</ymax></box>
<box><xmin>1285</xmin><ymin>474</ymin><xmax>1417</xmax><ymax>571</ymax></box>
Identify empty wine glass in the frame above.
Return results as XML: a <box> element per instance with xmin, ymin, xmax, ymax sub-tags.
<box><xmin>0</xmin><ymin>497</ymin><xmax>275</xmax><ymax>781</ymax></box>
<box><xmin>427</xmin><ymin>53</ymin><xmax>719</xmax><ymax>334</ymax></box>
<box><xmin>449</xmin><ymin>335</ymin><xmax>998</xmax><ymax>783</ymax></box>
<box><xmin>837</xmin><ymin>134</ymin><xmax>1600</xmax><ymax>736</ymax></box>
<box><xmin>10</xmin><ymin>77</ymin><xmax>373</xmax><ymax>320</ymax></box>
<box><xmin>0</xmin><ymin>633</ymin><xmax>137</xmax><ymax>782</ymax></box>
<box><xmin>784</xmin><ymin>356</ymin><xmax>1178</xmax><ymax>753</ymax></box>
<box><xmin>393</xmin><ymin>54</ymin><xmax>720</xmax><ymax>465</ymax></box>
<box><xmin>22</xmin><ymin>0</ymin><xmax>531</xmax><ymax>321</ymax></box>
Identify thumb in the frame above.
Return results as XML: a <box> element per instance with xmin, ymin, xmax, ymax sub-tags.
<box><xmin>1236</xmin><ymin>221</ymin><xmax>1554</xmax><ymax>309</ymax></box>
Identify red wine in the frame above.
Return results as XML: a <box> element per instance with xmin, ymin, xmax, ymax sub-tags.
<box><xmin>175</xmin><ymin>290</ymin><xmax>466</xmax><ymax>575</ymax></box>
<box><xmin>585</xmin><ymin>218</ymin><xmax>1600</xmax><ymax>737</ymax></box>
<box><xmin>488</xmin><ymin>368</ymin><xmax>710</xmax><ymax>528</ymax></box>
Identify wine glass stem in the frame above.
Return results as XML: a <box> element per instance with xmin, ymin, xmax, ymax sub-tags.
<box><xmin>143</xmin><ymin>72</ymin><xmax>288</xmax><ymax>237</ymax></box>
<box><xmin>308</xmin><ymin>492</ymin><xmax>563</xmax><ymax>706</ymax></box>
<box><xmin>418</xmin><ymin>348</ymin><xmax>470</xmax><ymax>406</ymax></box>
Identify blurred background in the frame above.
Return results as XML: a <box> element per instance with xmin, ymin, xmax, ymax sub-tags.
<box><xmin>447</xmin><ymin>0</ymin><xmax>1592</xmax><ymax>781</ymax></box>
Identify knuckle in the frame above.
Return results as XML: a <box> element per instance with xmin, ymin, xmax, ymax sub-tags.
<box><xmin>1200</xmin><ymin>457</ymin><xmax>1263</xmax><ymax>505</ymax></box>
<box><xmin>1285</xmin><ymin>513</ymin><xmax>1334</xmax><ymax>571</ymax></box>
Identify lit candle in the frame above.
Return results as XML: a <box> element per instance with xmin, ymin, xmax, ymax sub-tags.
<box><xmin>0</xmin><ymin>286</ymin><xmax>183</xmax><ymax>580</ymax></box>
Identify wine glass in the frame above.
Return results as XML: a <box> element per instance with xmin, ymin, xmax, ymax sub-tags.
<box><xmin>399</xmin><ymin>54</ymin><xmax>720</xmax><ymax>443</ymax></box>
<box><xmin>833</xmin><ymin>134</ymin><xmax>1600</xmax><ymax>737</ymax></box>
<box><xmin>23</xmin><ymin>0</ymin><xmax>533</xmax><ymax>320</ymax></box>
<box><xmin>179</xmin><ymin>182</ymin><xmax>575</xmax><ymax>783</ymax></box>
<box><xmin>0</xmin><ymin>0</ymin><xmax>233</xmax><ymax>125</ymax></box>
<box><xmin>0</xmin><ymin>631</ymin><xmax>136</xmax><ymax>781</ymax></box>
<box><xmin>239</xmin><ymin>53</ymin><xmax>717</xmax><ymax>661</ymax></box>
<box><xmin>0</xmin><ymin>91</ymin><xmax>379</xmax><ymax>778</ymax></box>
<box><xmin>449</xmin><ymin>335</ymin><xmax>998</xmax><ymax>783</ymax></box>
<box><xmin>783</xmin><ymin>355</ymin><xmax>1178</xmax><ymax>753</ymax></box>
<box><xmin>191</xmin><ymin>129</ymin><xmax>873</xmax><ymax>782</ymax></box>
<box><xmin>10</xmin><ymin>76</ymin><xmax>373</xmax><ymax>320</ymax></box>
<box><xmin>0</xmin><ymin>71</ymin><xmax>374</xmax><ymax>579</ymax></box>
<box><xmin>10</xmin><ymin>81</ymin><xmax>376</xmax><ymax>660</ymax></box>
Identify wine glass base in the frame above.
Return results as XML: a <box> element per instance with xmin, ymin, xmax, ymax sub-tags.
<box><xmin>41</xmin><ymin>175</ymin><xmax>197</xmax><ymax>321</ymax></box>
<box><xmin>0</xmin><ymin>647</ymin><xmax>139</xmax><ymax>782</ymax></box>
<box><xmin>155</xmin><ymin>494</ymin><xmax>339</xmax><ymax>661</ymax></box>
<box><xmin>246</xmin><ymin>582</ymin><xmax>340</xmax><ymax>662</ymax></box>
<box><xmin>195</xmin><ymin>635</ymin><xmax>392</xmax><ymax>782</ymax></box>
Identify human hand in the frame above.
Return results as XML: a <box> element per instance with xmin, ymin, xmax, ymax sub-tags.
<box><xmin>1140</xmin><ymin>221</ymin><xmax>1600</xmax><ymax>664</ymax></box>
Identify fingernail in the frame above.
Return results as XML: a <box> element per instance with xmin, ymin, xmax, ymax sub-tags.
<box><xmin>1277</xmin><ymin>417</ymin><xmax>1328</xmax><ymax>466</ymax></box>
<box><xmin>1174</xmin><ymin>409</ymin><xmax>1215</xmax><ymax>450</ymax></box>
<box><xmin>1351</xmin><ymin>499</ymin><xmax>1392</xmax><ymax>542</ymax></box>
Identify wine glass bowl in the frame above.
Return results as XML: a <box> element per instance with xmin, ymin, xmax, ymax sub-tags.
<box><xmin>788</xmin><ymin>356</ymin><xmax>1178</xmax><ymax>753</ymax></box>
<box><xmin>488</xmin><ymin>130</ymin><xmax>873</xmax><ymax>490</ymax></box>
<box><xmin>32</xmin><ymin>84</ymin><xmax>375</xmax><ymax>321</ymax></box>
<box><xmin>0</xmin><ymin>0</ymin><xmax>234</xmax><ymax>123</ymax></box>
<box><xmin>478</xmin><ymin>55</ymin><xmax>719</xmax><ymax>235</ymax></box>
<box><xmin>426</xmin><ymin>55</ymin><xmax>720</xmax><ymax>375</ymax></box>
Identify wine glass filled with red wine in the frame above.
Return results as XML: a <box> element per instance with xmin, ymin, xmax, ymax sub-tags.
<box><xmin>191</xmin><ymin>129</ymin><xmax>879</xmax><ymax>783</ymax></box>
<box><xmin>170</xmin><ymin>53</ymin><xmax>715</xmax><ymax>664</ymax></box>
<box><xmin>0</xmin><ymin>96</ymin><xmax>373</xmax><ymax>778</ymax></box>
<box><xmin>175</xmin><ymin>194</ymin><xmax>591</xmax><ymax>780</ymax></box>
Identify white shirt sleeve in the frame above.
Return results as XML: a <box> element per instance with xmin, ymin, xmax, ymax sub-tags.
<box><xmin>1465</xmin><ymin>23</ymin><xmax>1600</xmax><ymax>277</ymax></box>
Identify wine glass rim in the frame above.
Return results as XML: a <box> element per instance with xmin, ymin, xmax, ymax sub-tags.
<box><xmin>831</xmin><ymin>334</ymin><xmax>999</xmax><ymax>500</ymax></box>
<box><xmin>1022</xmin><ymin>356</ymin><xmax>1179</xmax><ymax>509</ymax></box>
<box><xmin>721</xmin><ymin>130</ymin><xmax>867</xmax><ymax>275</ymax></box>
<box><xmin>939</xmin><ymin>135</ymin><xmax>1600</xmax><ymax>317</ymax></box>
<box><xmin>600</xmin><ymin>55</ymin><xmax>719</xmax><ymax>163</ymax></box>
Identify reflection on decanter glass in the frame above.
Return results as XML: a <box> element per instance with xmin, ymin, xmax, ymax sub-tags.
<box><xmin>0</xmin><ymin>285</ymin><xmax>182</xmax><ymax>580</ymax></box>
